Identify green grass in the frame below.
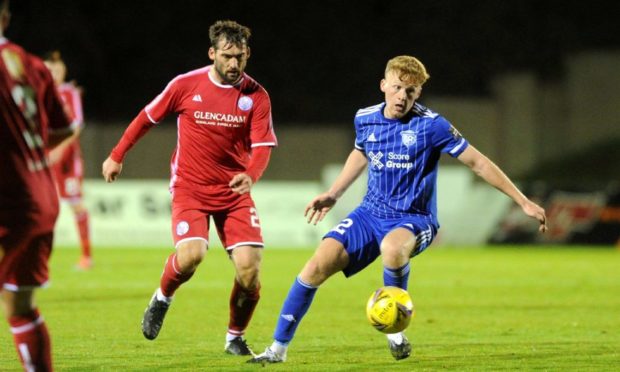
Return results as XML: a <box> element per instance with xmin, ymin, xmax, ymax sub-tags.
<box><xmin>1</xmin><ymin>246</ymin><xmax>619</xmax><ymax>371</ymax></box>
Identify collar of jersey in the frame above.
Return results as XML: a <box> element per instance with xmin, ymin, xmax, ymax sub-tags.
<box><xmin>379</xmin><ymin>102</ymin><xmax>413</xmax><ymax>124</ymax></box>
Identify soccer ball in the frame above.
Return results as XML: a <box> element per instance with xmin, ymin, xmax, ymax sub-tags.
<box><xmin>366</xmin><ymin>286</ymin><xmax>414</xmax><ymax>333</ymax></box>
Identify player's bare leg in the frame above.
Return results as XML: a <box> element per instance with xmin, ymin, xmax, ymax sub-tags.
<box><xmin>225</xmin><ymin>245</ymin><xmax>262</xmax><ymax>355</ymax></box>
<box><xmin>298</xmin><ymin>238</ymin><xmax>350</xmax><ymax>287</ymax></box>
<box><xmin>141</xmin><ymin>239</ymin><xmax>206</xmax><ymax>340</ymax></box>
<box><xmin>380</xmin><ymin>228</ymin><xmax>416</xmax><ymax>271</ymax></box>
<box><xmin>380</xmin><ymin>228</ymin><xmax>416</xmax><ymax>360</ymax></box>
<box><xmin>248</xmin><ymin>238</ymin><xmax>349</xmax><ymax>364</ymax></box>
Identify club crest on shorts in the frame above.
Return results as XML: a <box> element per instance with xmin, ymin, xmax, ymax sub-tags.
<box><xmin>176</xmin><ymin>221</ymin><xmax>189</xmax><ymax>236</ymax></box>
<box><xmin>400</xmin><ymin>130</ymin><xmax>417</xmax><ymax>147</ymax></box>
<box><xmin>238</xmin><ymin>96</ymin><xmax>253</xmax><ymax>111</ymax></box>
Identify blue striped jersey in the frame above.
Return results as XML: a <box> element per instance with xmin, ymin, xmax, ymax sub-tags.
<box><xmin>354</xmin><ymin>102</ymin><xmax>469</xmax><ymax>227</ymax></box>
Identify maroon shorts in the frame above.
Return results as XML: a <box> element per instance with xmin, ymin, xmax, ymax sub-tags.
<box><xmin>0</xmin><ymin>225</ymin><xmax>53</xmax><ymax>291</ymax></box>
<box><xmin>171</xmin><ymin>188</ymin><xmax>264</xmax><ymax>251</ymax></box>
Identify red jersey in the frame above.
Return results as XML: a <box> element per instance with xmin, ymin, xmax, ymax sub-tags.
<box><xmin>111</xmin><ymin>66</ymin><xmax>277</xmax><ymax>189</ymax></box>
<box><xmin>57</xmin><ymin>82</ymin><xmax>83</xmax><ymax>130</ymax></box>
<box><xmin>0</xmin><ymin>38</ymin><xmax>71</xmax><ymax>230</ymax></box>
<box><xmin>53</xmin><ymin>82</ymin><xmax>84</xmax><ymax>175</ymax></box>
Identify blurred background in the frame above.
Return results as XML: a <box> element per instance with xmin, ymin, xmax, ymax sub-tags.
<box><xmin>7</xmin><ymin>0</ymin><xmax>619</xmax><ymax>247</ymax></box>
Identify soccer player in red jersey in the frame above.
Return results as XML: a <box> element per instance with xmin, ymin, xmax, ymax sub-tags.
<box><xmin>44</xmin><ymin>51</ymin><xmax>93</xmax><ymax>270</ymax></box>
<box><xmin>102</xmin><ymin>20</ymin><xmax>277</xmax><ymax>355</ymax></box>
<box><xmin>0</xmin><ymin>0</ymin><xmax>73</xmax><ymax>370</ymax></box>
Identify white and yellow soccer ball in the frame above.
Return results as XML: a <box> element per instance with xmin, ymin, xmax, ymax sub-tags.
<box><xmin>366</xmin><ymin>286</ymin><xmax>414</xmax><ymax>333</ymax></box>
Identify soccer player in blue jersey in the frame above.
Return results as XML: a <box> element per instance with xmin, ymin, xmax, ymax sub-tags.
<box><xmin>248</xmin><ymin>55</ymin><xmax>548</xmax><ymax>363</ymax></box>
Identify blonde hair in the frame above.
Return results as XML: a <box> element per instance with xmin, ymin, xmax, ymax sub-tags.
<box><xmin>385</xmin><ymin>56</ymin><xmax>430</xmax><ymax>86</ymax></box>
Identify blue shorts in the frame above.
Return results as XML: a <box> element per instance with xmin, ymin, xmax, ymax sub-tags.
<box><xmin>324</xmin><ymin>206</ymin><xmax>436</xmax><ymax>277</ymax></box>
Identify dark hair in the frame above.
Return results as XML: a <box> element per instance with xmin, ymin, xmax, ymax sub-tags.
<box><xmin>43</xmin><ymin>50</ymin><xmax>63</xmax><ymax>63</ymax></box>
<box><xmin>208</xmin><ymin>20</ymin><xmax>251</xmax><ymax>49</ymax></box>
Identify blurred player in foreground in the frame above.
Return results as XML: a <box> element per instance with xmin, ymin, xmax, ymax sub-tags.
<box><xmin>0</xmin><ymin>0</ymin><xmax>73</xmax><ymax>370</ymax></box>
<box><xmin>102</xmin><ymin>20</ymin><xmax>276</xmax><ymax>355</ymax></box>
<box><xmin>44</xmin><ymin>50</ymin><xmax>92</xmax><ymax>270</ymax></box>
<box><xmin>249</xmin><ymin>55</ymin><xmax>547</xmax><ymax>364</ymax></box>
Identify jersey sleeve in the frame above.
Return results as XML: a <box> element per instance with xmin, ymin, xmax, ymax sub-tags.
<box><xmin>353</xmin><ymin>114</ymin><xmax>365</xmax><ymax>152</ymax></box>
<box><xmin>143</xmin><ymin>78</ymin><xmax>181</xmax><ymax>123</ymax></box>
<box><xmin>250</xmin><ymin>90</ymin><xmax>277</xmax><ymax>147</ymax></box>
<box><xmin>109</xmin><ymin>110</ymin><xmax>155</xmax><ymax>163</ymax></box>
<box><xmin>430</xmin><ymin>116</ymin><xmax>469</xmax><ymax>158</ymax></box>
<box><xmin>246</xmin><ymin>146</ymin><xmax>271</xmax><ymax>182</ymax></box>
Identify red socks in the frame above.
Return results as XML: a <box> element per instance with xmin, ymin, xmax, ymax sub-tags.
<box><xmin>228</xmin><ymin>280</ymin><xmax>261</xmax><ymax>337</ymax></box>
<box><xmin>159</xmin><ymin>254</ymin><xmax>261</xmax><ymax>337</ymax></box>
<box><xmin>159</xmin><ymin>253</ymin><xmax>195</xmax><ymax>297</ymax></box>
<box><xmin>75</xmin><ymin>210</ymin><xmax>91</xmax><ymax>258</ymax></box>
<box><xmin>9</xmin><ymin>309</ymin><xmax>52</xmax><ymax>371</ymax></box>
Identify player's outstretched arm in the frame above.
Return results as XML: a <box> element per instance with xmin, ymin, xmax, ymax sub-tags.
<box><xmin>457</xmin><ymin>145</ymin><xmax>547</xmax><ymax>233</ymax></box>
<box><xmin>305</xmin><ymin>149</ymin><xmax>367</xmax><ymax>225</ymax></box>
<box><xmin>102</xmin><ymin>156</ymin><xmax>123</xmax><ymax>183</ymax></box>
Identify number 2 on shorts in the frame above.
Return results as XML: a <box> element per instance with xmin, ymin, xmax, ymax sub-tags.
<box><xmin>332</xmin><ymin>218</ymin><xmax>353</xmax><ymax>234</ymax></box>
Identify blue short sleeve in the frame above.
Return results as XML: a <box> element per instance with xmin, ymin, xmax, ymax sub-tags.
<box><xmin>430</xmin><ymin>116</ymin><xmax>469</xmax><ymax>158</ymax></box>
<box><xmin>354</xmin><ymin>114</ymin><xmax>365</xmax><ymax>152</ymax></box>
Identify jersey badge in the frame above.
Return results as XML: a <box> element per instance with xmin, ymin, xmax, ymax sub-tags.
<box><xmin>192</xmin><ymin>94</ymin><xmax>202</xmax><ymax>102</ymax></box>
<box><xmin>400</xmin><ymin>130</ymin><xmax>417</xmax><ymax>147</ymax></box>
<box><xmin>176</xmin><ymin>221</ymin><xmax>190</xmax><ymax>236</ymax></box>
<box><xmin>449</xmin><ymin>125</ymin><xmax>463</xmax><ymax>140</ymax></box>
<box><xmin>367</xmin><ymin>132</ymin><xmax>377</xmax><ymax>142</ymax></box>
<box><xmin>238</xmin><ymin>96</ymin><xmax>253</xmax><ymax>111</ymax></box>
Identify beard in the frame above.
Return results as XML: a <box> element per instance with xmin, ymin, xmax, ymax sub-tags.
<box><xmin>214</xmin><ymin>64</ymin><xmax>241</xmax><ymax>85</ymax></box>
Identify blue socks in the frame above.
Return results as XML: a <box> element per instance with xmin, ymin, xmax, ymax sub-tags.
<box><xmin>273</xmin><ymin>276</ymin><xmax>318</xmax><ymax>344</ymax></box>
<box><xmin>271</xmin><ymin>265</ymin><xmax>409</xmax><ymax>345</ymax></box>
<box><xmin>383</xmin><ymin>262</ymin><xmax>410</xmax><ymax>290</ymax></box>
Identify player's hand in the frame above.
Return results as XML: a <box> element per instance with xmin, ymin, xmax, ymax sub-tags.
<box><xmin>304</xmin><ymin>192</ymin><xmax>337</xmax><ymax>225</ymax></box>
<box><xmin>229</xmin><ymin>173</ymin><xmax>253</xmax><ymax>194</ymax></box>
<box><xmin>521</xmin><ymin>199</ymin><xmax>548</xmax><ymax>233</ymax></box>
<box><xmin>102</xmin><ymin>157</ymin><xmax>122</xmax><ymax>183</ymax></box>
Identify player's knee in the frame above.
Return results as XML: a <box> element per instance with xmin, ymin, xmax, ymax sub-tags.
<box><xmin>0</xmin><ymin>291</ymin><xmax>34</xmax><ymax>318</ymax></box>
<box><xmin>236</xmin><ymin>268</ymin><xmax>260</xmax><ymax>290</ymax></box>
<box><xmin>380</xmin><ymin>241</ymin><xmax>410</xmax><ymax>266</ymax></box>
<box><xmin>232</xmin><ymin>245</ymin><xmax>261</xmax><ymax>274</ymax></box>
<box><xmin>233</xmin><ymin>255</ymin><xmax>261</xmax><ymax>289</ymax></box>
<box><xmin>71</xmin><ymin>203</ymin><xmax>86</xmax><ymax>215</ymax></box>
<box><xmin>177</xmin><ymin>242</ymin><xmax>206</xmax><ymax>269</ymax></box>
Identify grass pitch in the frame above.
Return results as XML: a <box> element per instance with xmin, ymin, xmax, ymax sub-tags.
<box><xmin>1</xmin><ymin>245</ymin><xmax>619</xmax><ymax>371</ymax></box>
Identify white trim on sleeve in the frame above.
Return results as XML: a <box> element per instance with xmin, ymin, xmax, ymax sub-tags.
<box><xmin>251</xmin><ymin>142</ymin><xmax>276</xmax><ymax>147</ymax></box>
<box><xmin>449</xmin><ymin>139</ymin><xmax>466</xmax><ymax>155</ymax></box>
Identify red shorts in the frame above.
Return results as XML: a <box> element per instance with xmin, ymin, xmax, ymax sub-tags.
<box><xmin>52</xmin><ymin>143</ymin><xmax>84</xmax><ymax>202</ymax></box>
<box><xmin>171</xmin><ymin>187</ymin><xmax>264</xmax><ymax>251</ymax></box>
<box><xmin>0</xmin><ymin>225</ymin><xmax>53</xmax><ymax>291</ymax></box>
